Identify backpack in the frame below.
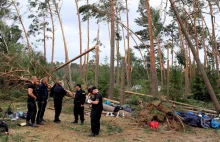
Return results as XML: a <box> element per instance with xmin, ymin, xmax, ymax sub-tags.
<box><xmin>0</xmin><ymin>121</ymin><xmax>8</xmax><ymax>133</ymax></box>
<box><xmin>114</xmin><ymin>106</ymin><xmax>123</xmax><ymax>113</ymax></box>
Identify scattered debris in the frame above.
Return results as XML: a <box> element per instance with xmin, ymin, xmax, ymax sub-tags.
<box><xmin>137</xmin><ymin>100</ymin><xmax>185</xmax><ymax>131</ymax></box>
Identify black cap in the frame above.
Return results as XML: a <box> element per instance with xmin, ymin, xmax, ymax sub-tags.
<box><xmin>75</xmin><ymin>84</ymin><xmax>81</xmax><ymax>88</ymax></box>
<box><xmin>91</xmin><ymin>86</ymin><xmax>97</xmax><ymax>90</ymax></box>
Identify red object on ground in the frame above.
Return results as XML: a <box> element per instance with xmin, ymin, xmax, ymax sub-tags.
<box><xmin>149</xmin><ymin>121</ymin><xmax>159</xmax><ymax>128</ymax></box>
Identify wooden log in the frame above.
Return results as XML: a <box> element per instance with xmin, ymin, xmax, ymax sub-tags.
<box><xmin>103</xmin><ymin>104</ymin><xmax>131</xmax><ymax>118</ymax></box>
<box><xmin>125</xmin><ymin>91</ymin><xmax>217</xmax><ymax>114</ymax></box>
<box><xmin>183</xmin><ymin>106</ymin><xmax>217</xmax><ymax>114</ymax></box>
<box><xmin>184</xmin><ymin>109</ymin><xmax>217</xmax><ymax>116</ymax></box>
<box><xmin>53</xmin><ymin>45</ymin><xmax>96</xmax><ymax>72</ymax></box>
<box><xmin>103</xmin><ymin>98</ymin><xmax>120</xmax><ymax>104</ymax></box>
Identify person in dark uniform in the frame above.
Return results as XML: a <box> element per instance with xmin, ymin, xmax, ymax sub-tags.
<box><xmin>72</xmin><ymin>84</ymin><xmax>86</xmax><ymax>124</ymax></box>
<box><xmin>26</xmin><ymin>76</ymin><xmax>38</xmax><ymax>127</ymax></box>
<box><xmin>36</xmin><ymin>77</ymin><xmax>50</xmax><ymax>125</ymax></box>
<box><xmin>51</xmin><ymin>81</ymin><xmax>72</xmax><ymax>123</ymax></box>
<box><xmin>88</xmin><ymin>86</ymin><xmax>103</xmax><ymax>137</ymax></box>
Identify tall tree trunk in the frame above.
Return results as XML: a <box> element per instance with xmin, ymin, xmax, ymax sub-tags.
<box><xmin>54</xmin><ymin>0</ymin><xmax>72</xmax><ymax>87</ymax></box>
<box><xmin>201</xmin><ymin>20</ymin><xmax>207</xmax><ymax>68</ymax></box>
<box><xmin>145</xmin><ymin>0</ymin><xmax>158</xmax><ymax>97</ymax></box>
<box><xmin>48</xmin><ymin>2</ymin><xmax>55</xmax><ymax>64</ymax></box>
<box><xmin>171</xmin><ymin>34</ymin><xmax>174</xmax><ymax>67</ymax></box>
<box><xmin>188</xmin><ymin>45</ymin><xmax>192</xmax><ymax>83</ymax></box>
<box><xmin>185</xmin><ymin>16</ymin><xmax>192</xmax><ymax>84</ymax></box>
<box><xmin>43</xmin><ymin>14</ymin><xmax>46</xmax><ymax>61</ymax></box>
<box><xmin>95</xmin><ymin>24</ymin><xmax>100</xmax><ymax>87</ymax></box>
<box><xmin>156</xmin><ymin>37</ymin><xmax>164</xmax><ymax>90</ymax></box>
<box><xmin>193</xmin><ymin>0</ymin><xmax>199</xmax><ymax>57</ymax></box>
<box><xmin>167</xmin><ymin>43</ymin><xmax>170</xmax><ymax>99</ymax></box>
<box><xmin>125</xmin><ymin>0</ymin><xmax>131</xmax><ymax>89</ymax></box>
<box><xmin>170</xmin><ymin>0</ymin><xmax>220</xmax><ymax>114</ymax></box>
<box><xmin>86</xmin><ymin>0</ymin><xmax>90</xmax><ymax>83</ymax></box>
<box><xmin>12</xmin><ymin>0</ymin><xmax>31</xmax><ymax>54</ymax></box>
<box><xmin>120</xmin><ymin>57</ymin><xmax>125</xmax><ymax>105</ymax></box>
<box><xmin>108</xmin><ymin>0</ymin><xmax>115</xmax><ymax>99</ymax></box>
<box><xmin>83</xmin><ymin>49</ymin><xmax>87</xmax><ymax>83</ymax></box>
<box><xmin>177</xmin><ymin>21</ymin><xmax>189</xmax><ymax>98</ymax></box>
<box><xmin>116</xmin><ymin>4</ymin><xmax>120</xmax><ymax>86</ymax></box>
<box><xmin>208</xmin><ymin>1</ymin><xmax>219</xmax><ymax>75</ymax></box>
<box><xmin>75</xmin><ymin>0</ymin><xmax>83</xmax><ymax>77</ymax></box>
<box><xmin>120</xmin><ymin>22</ymin><xmax>129</xmax><ymax>80</ymax></box>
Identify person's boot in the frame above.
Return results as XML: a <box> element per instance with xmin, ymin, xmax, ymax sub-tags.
<box><xmin>72</xmin><ymin>120</ymin><xmax>78</xmax><ymax>124</ymax></box>
<box><xmin>80</xmin><ymin>119</ymin><xmax>85</xmax><ymax>125</ymax></box>
<box><xmin>26</xmin><ymin>121</ymin><xmax>31</xmax><ymax>126</ymax></box>
<box><xmin>37</xmin><ymin>122</ymin><xmax>44</xmax><ymax>125</ymax></box>
<box><xmin>54</xmin><ymin>119</ymin><xmax>61</xmax><ymax>123</ymax></box>
<box><xmin>88</xmin><ymin>133</ymin><xmax>96</xmax><ymax>137</ymax></box>
<box><xmin>31</xmin><ymin>123</ymin><xmax>38</xmax><ymax>128</ymax></box>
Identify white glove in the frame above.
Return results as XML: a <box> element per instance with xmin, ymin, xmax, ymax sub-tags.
<box><xmin>88</xmin><ymin>99</ymin><xmax>91</xmax><ymax>104</ymax></box>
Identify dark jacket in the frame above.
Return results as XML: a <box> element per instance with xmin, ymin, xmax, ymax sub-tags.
<box><xmin>38</xmin><ymin>83</ymin><xmax>48</xmax><ymax>102</ymax></box>
<box><xmin>74</xmin><ymin>89</ymin><xmax>86</xmax><ymax>106</ymax></box>
<box><xmin>52</xmin><ymin>84</ymin><xmax>67</xmax><ymax>100</ymax></box>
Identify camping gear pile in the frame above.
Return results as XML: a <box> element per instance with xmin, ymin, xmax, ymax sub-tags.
<box><xmin>137</xmin><ymin>100</ymin><xmax>220</xmax><ymax>130</ymax></box>
<box><xmin>175</xmin><ymin>111</ymin><xmax>220</xmax><ymax>129</ymax></box>
<box><xmin>137</xmin><ymin>100</ymin><xmax>184</xmax><ymax>131</ymax></box>
<box><xmin>103</xmin><ymin>101</ymin><xmax>134</xmax><ymax>118</ymax></box>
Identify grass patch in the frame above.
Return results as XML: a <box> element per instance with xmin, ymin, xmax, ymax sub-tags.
<box><xmin>62</xmin><ymin>105</ymin><xmax>73</xmax><ymax>114</ymax></box>
<box><xmin>0</xmin><ymin>134</ymin><xmax>9</xmax><ymax>142</ymax></box>
<box><xmin>143</xmin><ymin>127</ymin><xmax>153</xmax><ymax>134</ymax></box>
<box><xmin>61</xmin><ymin>122</ymin><xmax>90</xmax><ymax>133</ymax></box>
<box><xmin>0</xmin><ymin>134</ymin><xmax>25</xmax><ymax>142</ymax></box>
<box><xmin>183</xmin><ymin>125</ymin><xmax>192</xmax><ymax>134</ymax></box>
<box><xmin>105</xmin><ymin>124</ymin><xmax>123</xmax><ymax>135</ymax></box>
<box><xmin>11</xmin><ymin>134</ymin><xmax>25</xmax><ymax>142</ymax></box>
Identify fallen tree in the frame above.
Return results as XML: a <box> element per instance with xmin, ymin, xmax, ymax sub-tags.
<box><xmin>125</xmin><ymin>91</ymin><xmax>217</xmax><ymax>115</ymax></box>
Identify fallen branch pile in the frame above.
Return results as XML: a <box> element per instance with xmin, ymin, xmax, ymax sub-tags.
<box><xmin>137</xmin><ymin>100</ymin><xmax>185</xmax><ymax>131</ymax></box>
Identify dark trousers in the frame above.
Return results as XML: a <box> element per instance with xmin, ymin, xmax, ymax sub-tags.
<box><xmin>54</xmin><ymin>98</ymin><xmax>62</xmax><ymax>120</ymax></box>
<box><xmin>74</xmin><ymin>105</ymin><xmax>84</xmax><ymax>122</ymax></box>
<box><xmin>26</xmin><ymin>101</ymin><xmax>37</xmax><ymax>124</ymax></box>
<box><xmin>37</xmin><ymin>101</ymin><xmax>47</xmax><ymax>123</ymax></box>
<box><xmin>91</xmin><ymin>109</ymin><xmax>102</xmax><ymax>134</ymax></box>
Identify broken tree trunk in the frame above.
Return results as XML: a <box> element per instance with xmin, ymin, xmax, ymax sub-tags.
<box><xmin>53</xmin><ymin>46</ymin><xmax>96</xmax><ymax>72</ymax></box>
<box><xmin>169</xmin><ymin>0</ymin><xmax>220</xmax><ymax>114</ymax></box>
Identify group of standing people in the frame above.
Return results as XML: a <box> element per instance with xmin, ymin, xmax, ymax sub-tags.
<box><xmin>26</xmin><ymin>76</ymin><xmax>103</xmax><ymax>137</ymax></box>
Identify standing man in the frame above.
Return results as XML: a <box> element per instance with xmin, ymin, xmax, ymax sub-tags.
<box><xmin>72</xmin><ymin>84</ymin><xmax>86</xmax><ymax>125</ymax></box>
<box><xmin>51</xmin><ymin>81</ymin><xmax>72</xmax><ymax>123</ymax></box>
<box><xmin>26</xmin><ymin>76</ymin><xmax>38</xmax><ymax>127</ymax></box>
<box><xmin>36</xmin><ymin>77</ymin><xmax>49</xmax><ymax>125</ymax></box>
<box><xmin>88</xmin><ymin>86</ymin><xmax>103</xmax><ymax>137</ymax></box>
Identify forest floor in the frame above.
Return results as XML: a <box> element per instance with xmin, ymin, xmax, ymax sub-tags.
<box><xmin>1</xmin><ymin>99</ymin><xmax>220</xmax><ymax>142</ymax></box>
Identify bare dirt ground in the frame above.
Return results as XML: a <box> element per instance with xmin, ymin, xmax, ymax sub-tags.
<box><xmin>1</xmin><ymin>100</ymin><xmax>220</xmax><ymax>142</ymax></box>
